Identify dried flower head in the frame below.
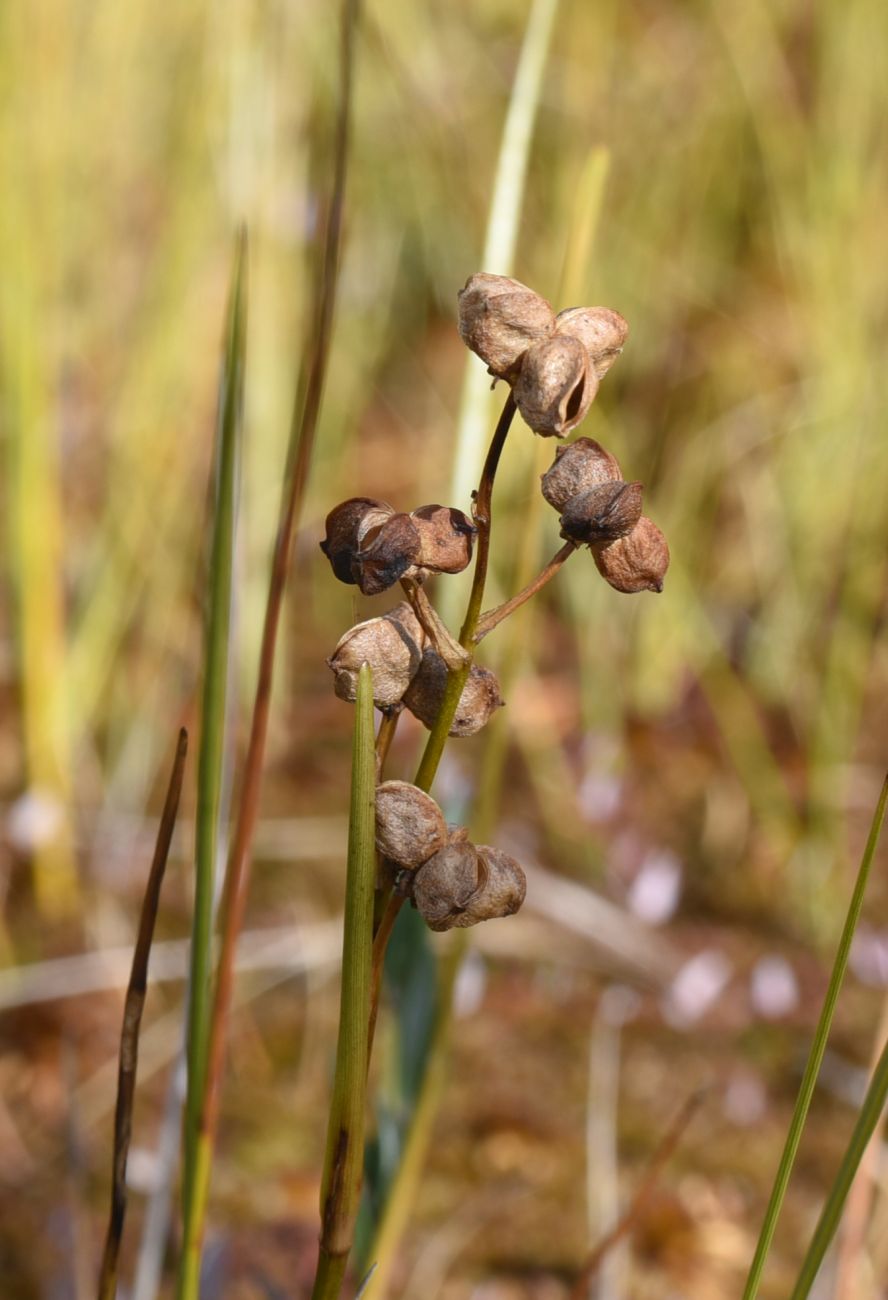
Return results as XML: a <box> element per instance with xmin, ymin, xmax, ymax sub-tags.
<box><xmin>375</xmin><ymin>781</ymin><xmax>449</xmax><ymax>869</ymax></box>
<box><xmin>593</xmin><ymin>515</ymin><xmax>670</xmax><ymax>593</ymax></box>
<box><xmin>326</xmin><ymin>602</ymin><xmax>425</xmax><ymax>707</ymax></box>
<box><xmin>403</xmin><ymin>647</ymin><xmax>504</xmax><ymax>736</ymax></box>
<box><xmin>458</xmin><ymin>273</ymin><xmax>555</xmax><ymax>380</ymax></box>
<box><xmin>554</xmin><ymin>306</ymin><xmax>629</xmax><ymax>380</ymax></box>
<box><xmin>540</xmin><ymin>437</ymin><xmax>622</xmax><ymax>510</ymax></box>
<box><xmin>407</xmin><ymin>504</ymin><xmax>476</xmax><ymax>577</ymax></box>
<box><xmin>412</xmin><ymin>840</ymin><xmax>526</xmax><ymax>931</ymax></box>
<box><xmin>559</xmin><ymin>481</ymin><xmax>644</xmax><ymax>546</ymax></box>
<box><xmin>513</xmin><ymin>335</ymin><xmax>598</xmax><ymax>438</ymax></box>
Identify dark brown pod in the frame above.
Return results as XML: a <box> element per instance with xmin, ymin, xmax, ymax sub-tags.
<box><xmin>593</xmin><ymin>516</ymin><xmax>670</xmax><ymax>593</ymax></box>
<box><xmin>375</xmin><ymin>780</ymin><xmax>449</xmax><ymax>869</ymax></box>
<box><xmin>320</xmin><ymin>497</ymin><xmax>393</xmax><ymax>585</ymax></box>
<box><xmin>540</xmin><ymin>437</ymin><xmax>622</xmax><ymax>511</ymax></box>
<box><xmin>559</xmin><ymin>481</ymin><xmax>644</xmax><ymax>546</ymax></box>
<box><xmin>513</xmin><ymin>335</ymin><xmax>598</xmax><ymax>437</ymax></box>
<box><xmin>326</xmin><ymin>602</ymin><xmax>425</xmax><ymax>707</ymax></box>
<box><xmin>457</xmin><ymin>273</ymin><xmax>555</xmax><ymax>380</ymax></box>
<box><xmin>403</xmin><ymin>647</ymin><xmax>504</xmax><ymax>737</ymax></box>
<box><xmin>555</xmin><ymin>306</ymin><xmax>629</xmax><ymax>379</ymax></box>
<box><xmin>408</xmin><ymin>504</ymin><xmax>476</xmax><ymax>576</ymax></box>
<box><xmin>412</xmin><ymin>841</ymin><xmax>527</xmax><ymax>931</ymax></box>
<box><xmin>354</xmin><ymin>512</ymin><xmax>422</xmax><ymax>595</ymax></box>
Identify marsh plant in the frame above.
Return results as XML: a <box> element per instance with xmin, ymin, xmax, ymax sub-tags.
<box><xmin>310</xmin><ymin>272</ymin><xmax>669</xmax><ymax>1297</ymax></box>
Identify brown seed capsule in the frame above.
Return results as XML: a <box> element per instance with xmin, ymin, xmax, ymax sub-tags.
<box><xmin>354</xmin><ymin>512</ymin><xmax>422</xmax><ymax>595</ymax></box>
<box><xmin>513</xmin><ymin>334</ymin><xmax>598</xmax><ymax>438</ymax></box>
<box><xmin>540</xmin><ymin>436</ymin><xmax>623</xmax><ymax>510</ymax></box>
<box><xmin>593</xmin><ymin>515</ymin><xmax>670</xmax><ymax>593</ymax></box>
<box><xmin>375</xmin><ymin>780</ymin><xmax>449</xmax><ymax>870</ymax></box>
<box><xmin>554</xmin><ymin>306</ymin><xmax>629</xmax><ymax>379</ymax></box>
<box><xmin>457</xmin><ymin>273</ymin><xmax>555</xmax><ymax>380</ymax></box>
<box><xmin>403</xmin><ymin>647</ymin><xmax>504</xmax><ymax>736</ymax></box>
<box><xmin>326</xmin><ymin>602</ymin><xmax>425</xmax><ymax>707</ymax></box>
<box><xmin>412</xmin><ymin>841</ymin><xmax>527</xmax><ymax>931</ymax></box>
<box><xmin>408</xmin><ymin>504</ymin><xmax>476</xmax><ymax>577</ymax></box>
<box><xmin>320</xmin><ymin>497</ymin><xmax>393</xmax><ymax>585</ymax></box>
<box><xmin>559</xmin><ymin>481</ymin><xmax>644</xmax><ymax>546</ymax></box>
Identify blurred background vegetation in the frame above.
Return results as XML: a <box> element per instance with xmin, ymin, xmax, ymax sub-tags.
<box><xmin>1</xmin><ymin>0</ymin><xmax>888</xmax><ymax>1296</ymax></box>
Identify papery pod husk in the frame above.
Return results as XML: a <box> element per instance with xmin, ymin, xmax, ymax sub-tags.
<box><xmin>320</xmin><ymin>497</ymin><xmax>393</xmax><ymax>585</ymax></box>
<box><xmin>554</xmin><ymin>306</ymin><xmax>629</xmax><ymax>380</ymax></box>
<box><xmin>558</xmin><ymin>481</ymin><xmax>644</xmax><ymax>546</ymax></box>
<box><xmin>375</xmin><ymin>780</ymin><xmax>449</xmax><ymax>870</ymax></box>
<box><xmin>513</xmin><ymin>334</ymin><xmax>598</xmax><ymax>438</ymax></box>
<box><xmin>326</xmin><ymin>602</ymin><xmax>425</xmax><ymax>707</ymax></box>
<box><xmin>403</xmin><ymin>646</ymin><xmax>504</xmax><ymax>737</ymax></box>
<box><xmin>593</xmin><ymin>515</ymin><xmax>670</xmax><ymax>593</ymax></box>
<box><xmin>354</xmin><ymin>511</ymin><xmax>422</xmax><ymax>595</ymax></box>
<box><xmin>457</xmin><ymin>273</ymin><xmax>555</xmax><ymax>380</ymax></box>
<box><xmin>407</xmin><ymin>504</ymin><xmax>476</xmax><ymax>577</ymax></box>
<box><xmin>540</xmin><ymin>436</ymin><xmax>622</xmax><ymax>511</ymax></box>
<box><xmin>412</xmin><ymin>841</ymin><xmax>527</xmax><ymax>931</ymax></box>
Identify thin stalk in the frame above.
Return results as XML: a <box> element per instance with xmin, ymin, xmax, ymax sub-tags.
<box><xmin>474</xmin><ymin>541</ymin><xmax>576</xmax><ymax>643</ymax></box>
<box><xmin>790</xmin><ymin>1034</ymin><xmax>888</xmax><ymax>1298</ymax></box>
<box><xmin>374</xmin><ymin>710</ymin><xmax>400</xmax><ymax>779</ymax></box>
<box><xmin>181</xmin><ymin>0</ymin><xmax>360</xmax><ymax>1287</ymax></box>
<box><xmin>312</xmin><ymin>665</ymin><xmax>377</xmax><ymax>1299</ymax></box>
<box><xmin>742</xmin><ymin>773</ymin><xmax>888</xmax><ymax>1300</ymax></box>
<box><xmin>98</xmin><ymin>729</ymin><xmax>188</xmax><ymax>1300</ymax></box>
<box><xmin>179</xmin><ymin>230</ymin><xmax>248</xmax><ymax>1279</ymax></box>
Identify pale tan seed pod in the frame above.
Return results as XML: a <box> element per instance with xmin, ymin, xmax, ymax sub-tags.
<box><xmin>412</xmin><ymin>841</ymin><xmax>527</xmax><ymax>931</ymax></box>
<box><xmin>558</xmin><ymin>481</ymin><xmax>644</xmax><ymax>546</ymax></box>
<box><xmin>555</xmin><ymin>306</ymin><xmax>629</xmax><ymax>379</ymax></box>
<box><xmin>403</xmin><ymin>647</ymin><xmax>504</xmax><ymax>736</ymax></box>
<box><xmin>354</xmin><ymin>512</ymin><xmax>422</xmax><ymax>595</ymax></box>
<box><xmin>593</xmin><ymin>516</ymin><xmax>670</xmax><ymax>593</ymax></box>
<box><xmin>457</xmin><ymin>273</ymin><xmax>555</xmax><ymax>380</ymax></box>
<box><xmin>326</xmin><ymin>602</ymin><xmax>425</xmax><ymax>707</ymax></box>
<box><xmin>540</xmin><ymin>437</ymin><xmax>623</xmax><ymax>510</ymax></box>
<box><xmin>513</xmin><ymin>335</ymin><xmax>598</xmax><ymax>437</ymax></box>
<box><xmin>407</xmin><ymin>504</ymin><xmax>476</xmax><ymax>577</ymax></box>
<box><xmin>375</xmin><ymin>781</ymin><xmax>449</xmax><ymax>870</ymax></box>
<box><xmin>320</xmin><ymin>497</ymin><xmax>394</xmax><ymax>585</ymax></box>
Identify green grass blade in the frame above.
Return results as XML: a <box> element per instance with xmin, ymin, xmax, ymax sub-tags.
<box><xmin>312</xmin><ymin>663</ymin><xmax>377</xmax><ymax>1299</ymax></box>
<box><xmin>179</xmin><ymin>228</ymin><xmax>248</xmax><ymax>1282</ymax></box>
<box><xmin>742</xmin><ymin>773</ymin><xmax>888</xmax><ymax>1299</ymax></box>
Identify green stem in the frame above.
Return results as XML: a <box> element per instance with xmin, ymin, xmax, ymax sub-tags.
<box><xmin>742</xmin><ymin>773</ymin><xmax>888</xmax><ymax>1299</ymax></box>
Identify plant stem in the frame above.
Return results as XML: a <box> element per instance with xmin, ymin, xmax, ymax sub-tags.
<box><xmin>474</xmin><ymin>541</ymin><xmax>576</xmax><ymax>642</ymax></box>
<box><xmin>374</xmin><ymin>709</ymin><xmax>400</xmax><ymax>778</ymax></box>
<box><xmin>313</xmin><ymin>665</ymin><xmax>377</xmax><ymax>1299</ymax></box>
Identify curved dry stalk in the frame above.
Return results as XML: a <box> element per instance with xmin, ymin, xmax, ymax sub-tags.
<box><xmin>473</xmin><ymin>540</ymin><xmax>577</xmax><ymax>642</ymax></box>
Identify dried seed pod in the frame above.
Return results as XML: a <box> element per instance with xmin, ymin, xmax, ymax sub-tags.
<box><xmin>412</xmin><ymin>841</ymin><xmax>527</xmax><ymax>931</ymax></box>
<box><xmin>457</xmin><ymin>273</ymin><xmax>555</xmax><ymax>380</ymax></box>
<box><xmin>593</xmin><ymin>516</ymin><xmax>670</xmax><ymax>593</ymax></box>
<box><xmin>540</xmin><ymin>437</ymin><xmax>622</xmax><ymax>510</ymax></box>
<box><xmin>403</xmin><ymin>647</ymin><xmax>504</xmax><ymax>736</ymax></box>
<box><xmin>555</xmin><ymin>306</ymin><xmax>629</xmax><ymax>379</ymax></box>
<box><xmin>354</xmin><ymin>512</ymin><xmax>422</xmax><ymax>595</ymax></box>
<box><xmin>408</xmin><ymin>504</ymin><xmax>476</xmax><ymax>576</ymax></box>
<box><xmin>320</xmin><ymin>497</ymin><xmax>393</xmax><ymax>585</ymax></box>
<box><xmin>326</xmin><ymin>602</ymin><xmax>425</xmax><ymax>707</ymax></box>
<box><xmin>375</xmin><ymin>780</ymin><xmax>449</xmax><ymax>869</ymax></box>
<box><xmin>559</xmin><ymin>481</ymin><xmax>644</xmax><ymax>546</ymax></box>
<box><xmin>513</xmin><ymin>335</ymin><xmax>598</xmax><ymax>438</ymax></box>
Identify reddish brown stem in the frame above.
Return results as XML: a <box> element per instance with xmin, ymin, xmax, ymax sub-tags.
<box><xmin>473</xmin><ymin>540</ymin><xmax>577</xmax><ymax>643</ymax></box>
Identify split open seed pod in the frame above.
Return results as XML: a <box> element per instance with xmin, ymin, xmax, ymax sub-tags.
<box><xmin>407</xmin><ymin>504</ymin><xmax>476</xmax><ymax>578</ymax></box>
<box><xmin>559</xmin><ymin>481</ymin><xmax>644</xmax><ymax>547</ymax></box>
<box><xmin>554</xmin><ymin>306</ymin><xmax>629</xmax><ymax>380</ymax></box>
<box><xmin>513</xmin><ymin>335</ymin><xmax>598</xmax><ymax>438</ymax></box>
<box><xmin>403</xmin><ymin>647</ymin><xmax>504</xmax><ymax>737</ymax></box>
<box><xmin>326</xmin><ymin>602</ymin><xmax>425</xmax><ymax>707</ymax></box>
<box><xmin>593</xmin><ymin>515</ymin><xmax>670</xmax><ymax>593</ymax></box>
<box><xmin>320</xmin><ymin>497</ymin><xmax>393</xmax><ymax>585</ymax></box>
<box><xmin>412</xmin><ymin>841</ymin><xmax>526</xmax><ymax>931</ymax></box>
<box><xmin>540</xmin><ymin>437</ymin><xmax>622</xmax><ymax>511</ymax></box>
<box><xmin>375</xmin><ymin>780</ymin><xmax>449</xmax><ymax>870</ymax></box>
<box><xmin>457</xmin><ymin>273</ymin><xmax>555</xmax><ymax>380</ymax></box>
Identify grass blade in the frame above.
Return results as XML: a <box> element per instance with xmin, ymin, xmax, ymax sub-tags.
<box><xmin>312</xmin><ymin>664</ymin><xmax>377</xmax><ymax>1300</ymax></box>
<box><xmin>98</xmin><ymin>728</ymin><xmax>188</xmax><ymax>1300</ymax></box>
<box><xmin>742</xmin><ymin>773</ymin><xmax>888</xmax><ymax>1298</ymax></box>
<box><xmin>178</xmin><ymin>228</ymin><xmax>248</xmax><ymax>1295</ymax></box>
